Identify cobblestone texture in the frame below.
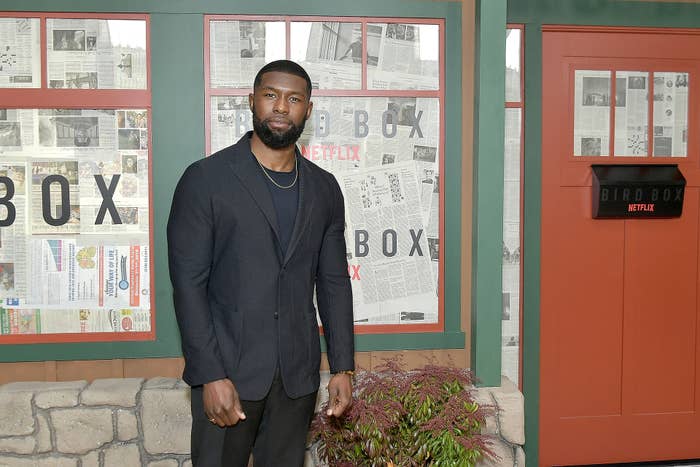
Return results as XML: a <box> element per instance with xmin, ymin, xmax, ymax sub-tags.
<box><xmin>0</xmin><ymin>374</ymin><xmax>523</xmax><ymax>466</ymax></box>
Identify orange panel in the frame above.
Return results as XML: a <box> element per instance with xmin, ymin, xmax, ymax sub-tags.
<box><xmin>541</xmin><ymin>27</ymin><xmax>700</xmax><ymax>466</ymax></box>
<box><xmin>543</xmin><ymin>186</ymin><xmax>625</xmax><ymax>418</ymax></box>
<box><xmin>623</xmin><ymin>189</ymin><xmax>699</xmax><ymax>415</ymax></box>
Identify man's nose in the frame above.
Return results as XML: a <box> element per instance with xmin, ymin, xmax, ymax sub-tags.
<box><xmin>273</xmin><ymin>98</ymin><xmax>289</xmax><ymax>114</ymax></box>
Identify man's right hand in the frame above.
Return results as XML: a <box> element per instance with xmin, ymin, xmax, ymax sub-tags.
<box><xmin>202</xmin><ymin>378</ymin><xmax>246</xmax><ymax>427</ymax></box>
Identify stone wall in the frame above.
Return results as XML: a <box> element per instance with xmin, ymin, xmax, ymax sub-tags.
<box><xmin>0</xmin><ymin>375</ymin><xmax>524</xmax><ymax>467</ymax></box>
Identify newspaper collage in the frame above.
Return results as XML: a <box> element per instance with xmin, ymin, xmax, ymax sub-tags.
<box><xmin>367</xmin><ymin>23</ymin><xmax>439</xmax><ymax>91</ymax></box>
<box><xmin>290</xmin><ymin>22</ymin><xmax>363</xmax><ymax>90</ymax></box>
<box><xmin>652</xmin><ymin>72</ymin><xmax>688</xmax><ymax>157</ymax></box>
<box><xmin>211</xmin><ymin>92</ymin><xmax>441</xmax><ymax>325</ymax></box>
<box><xmin>46</xmin><ymin>19</ymin><xmax>147</xmax><ymax>90</ymax></box>
<box><xmin>207</xmin><ymin>19</ymin><xmax>442</xmax><ymax>326</ymax></box>
<box><xmin>502</xmin><ymin>108</ymin><xmax>521</xmax><ymax>385</ymax></box>
<box><xmin>209</xmin><ymin>20</ymin><xmax>285</xmax><ymax>89</ymax></box>
<box><xmin>0</xmin><ymin>18</ymin><xmax>41</xmax><ymax>88</ymax></box>
<box><xmin>574</xmin><ymin>70</ymin><xmax>612</xmax><ymax>156</ymax></box>
<box><xmin>575</xmin><ymin>69</ymin><xmax>689</xmax><ymax>157</ymax></box>
<box><xmin>0</xmin><ymin>108</ymin><xmax>151</xmax><ymax>336</ymax></box>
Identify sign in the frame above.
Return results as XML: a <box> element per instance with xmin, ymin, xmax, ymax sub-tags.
<box><xmin>591</xmin><ymin>164</ymin><xmax>685</xmax><ymax>218</ymax></box>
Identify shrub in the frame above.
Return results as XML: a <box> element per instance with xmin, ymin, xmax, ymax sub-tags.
<box><xmin>310</xmin><ymin>359</ymin><xmax>497</xmax><ymax>466</ymax></box>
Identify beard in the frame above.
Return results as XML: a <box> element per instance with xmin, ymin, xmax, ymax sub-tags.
<box><xmin>252</xmin><ymin>110</ymin><xmax>306</xmax><ymax>150</ymax></box>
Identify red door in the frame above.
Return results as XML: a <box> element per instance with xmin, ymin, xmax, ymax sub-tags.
<box><xmin>541</xmin><ymin>27</ymin><xmax>700</xmax><ymax>466</ymax></box>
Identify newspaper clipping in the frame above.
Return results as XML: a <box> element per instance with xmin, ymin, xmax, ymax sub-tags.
<box><xmin>652</xmin><ymin>71</ymin><xmax>688</xmax><ymax>157</ymax></box>
<box><xmin>0</xmin><ymin>18</ymin><xmax>41</xmax><ymax>88</ymax></box>
<box><xmin>210</xmin><ymin>20</ymin><xmax>285</xmax><ymax>89</ymax></box>
<box><xmin>0</xmin><ymin>108</ymin><xmax>151</xmax><ymax>336</ymax></box>
<box><xmin>46</xmin><ymin>18</ymin><xmax>147</xmax><ymax>90</ymax></box>
<box><xmin>501</xmin><ymin>108</ymin><xmax>521</xmax><ymax>384</ymax></box>
<box><xmin>290</xmin><ymin>22</ymin><xmax>362</xmax><ymax>90</ymax></box>
<box><xmin>574</xmin><ymin>70</ymin><xmax>612</xmax><ymax>156</ymax></box>
<box><xmin>367</xmin><ymin>23</ymin><xmax>439</xmax><ymax>91</ymax></box>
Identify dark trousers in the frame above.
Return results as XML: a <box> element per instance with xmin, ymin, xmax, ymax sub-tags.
<box><xmin>190</xmin><ymin>371</ymin><xmax>318</xmax><ymax>467</ymax></box>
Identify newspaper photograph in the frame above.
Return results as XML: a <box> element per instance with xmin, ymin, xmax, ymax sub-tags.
<box><xmin>290</xmin><ymin>22</ymin><xmax>362</xmax><ymax>90</ymax></box>
<box><xmin>367</xmin><ymin>23</ymin><xmax>439</xmax><ymax>90</ymax></box>
<box><xmin>574</xmin><ymin>70</ymin><xmax>611</xmax><ymax>156</ymax></box>
<box><xmin>0</xmin><ymin>18</ymin><xmax>41</xmax><ymax>88</ymax></box>
<box><xmin>653</xmin><ymin>72</ymin><xmax>689</xmax><ymax>157</ymax></box>
<box><xmin>46</xmin><ymin>18</ymin><xmax>147</xmax><ymax>89</ymax></box>
<box><xmin>209</xmin><ymin>20</ymin><xmax>285</xmax><ymax>88</ymax></box>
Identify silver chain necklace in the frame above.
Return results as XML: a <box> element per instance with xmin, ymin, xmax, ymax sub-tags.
<box><xmin>254</xmin><ymin>154</ymin><xmax>298</xmax><ymax>189</ymax></box>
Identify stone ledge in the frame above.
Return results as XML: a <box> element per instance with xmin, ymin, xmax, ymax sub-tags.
<box><xmin>81</xmin><ymin>378</ymin><xmax>144</xmax><ymax>407</ymax></box>
<box><xmin>0</xmin><ymin>374</ymin><xmax>524</xmax><ymax>466</ymax></box>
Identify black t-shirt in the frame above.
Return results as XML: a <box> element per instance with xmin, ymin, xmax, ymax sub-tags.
<box><xmin>259</xmin><ymin>160</ymin><xmax>299</xmax><ymax>256</ymax></box>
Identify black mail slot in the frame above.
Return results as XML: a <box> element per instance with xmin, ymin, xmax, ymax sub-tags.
<box><xmin>591</xmin><ymin>164</ymin><xmax>685</xmax><ymax>218</ymax></box>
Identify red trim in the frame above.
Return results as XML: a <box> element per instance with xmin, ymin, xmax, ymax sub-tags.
<box><xmin>0</xmin><ymin>331</ymin><xmax>155</xmax><ymax>345</ymax></box>
<box><xmin>204</xmin><ymin>15</ymin><xmax>445</xmax><ymax>335</ymax></box>
<box><xmin>542</xmin><ymin>24</ymin><xmax>700</xmax><ymax>36</ymax></box>
<box><xmin>0</xmin><ymin>12</ymin><xmax>154</xmax><ymax>345</ymax></box>
<box><xmin>0</xmin><ymin>89</ymin><xmax>151</xmax><ymax>108</ymax></box>
<box><xmin>208</xmin><ymin>88</ymin><xmax>438</xmax><ymax>98</ymax></box>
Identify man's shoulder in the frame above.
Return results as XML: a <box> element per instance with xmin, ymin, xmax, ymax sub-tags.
<box><xmin>196</xmin><ymin>136</ymin><xmax>250</xmax><ymax>170</ymax></box>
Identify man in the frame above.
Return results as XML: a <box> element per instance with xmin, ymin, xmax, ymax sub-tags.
<box><xmin>167</xmin><ymin>60</ymin><xmax>354</xmax><ymax>466</ymax></box>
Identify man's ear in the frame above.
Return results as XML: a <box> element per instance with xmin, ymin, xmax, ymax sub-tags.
<box><xmin>248</xmin><ymin>93</ymin><xmax>254</xmax><ymax>110</ymax></box>
<box><xmin>305</xmin><ymin>101</ymin><xmax>313</xmax><ymax>121</ymax></box>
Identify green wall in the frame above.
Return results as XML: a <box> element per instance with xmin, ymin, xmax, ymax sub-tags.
<box><xmin>0</xmin><ymin>0</ymin><xmax>465</xmax><ymax>361</ymax></box>
<box><xmin>507</xmin><ymin>1</ymin><xmax>700</xmax><ymax>465</ymax></box>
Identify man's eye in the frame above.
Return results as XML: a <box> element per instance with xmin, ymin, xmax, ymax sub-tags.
<box><xmin>289</xmin><ymin>97</ymin><xmax>300</xmax><ymax>103</ymax></box>
<box><xmin>265</xmin><ymin>93</ymin><xmax>276</xmax><ymax>98</ymax></box>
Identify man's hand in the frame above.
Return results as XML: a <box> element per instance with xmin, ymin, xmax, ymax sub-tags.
<box><xmin>326</xmin><ymin>373</ymin><xmax>353</xmax><ymax>417</ymax></box>
<box><xmin>203</xmin><ymin>378</ymin><xmax>246</xmax><ymax>427</ymax></box>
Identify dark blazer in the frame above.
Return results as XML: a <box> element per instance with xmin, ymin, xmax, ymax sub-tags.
<box><xmin>167</xmin><ymin>132</ymin><xmax>354</xmax><ymax>400</ymax></box>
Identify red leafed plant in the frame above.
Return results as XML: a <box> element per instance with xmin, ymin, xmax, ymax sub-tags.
<box><xmin>310</xmin><ymin>359</ymin><xmax>497</xmax><ymax>466</ymax></box>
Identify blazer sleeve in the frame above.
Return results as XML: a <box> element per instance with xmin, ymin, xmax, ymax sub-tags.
<box><xmin>167</xmin><ymin>162</ymin><xmax>227</xmax><ymax>386</ymax></box>
<box><xmin>315</xmin><ymin>175</ymin><xmax>355</xmax><ymax>373</ymax></box>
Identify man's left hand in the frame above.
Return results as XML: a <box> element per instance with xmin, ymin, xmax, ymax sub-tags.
<box><xmin>326</xmin><ymin>373</ymin><xmax>353</xmax><ymax>417</ymax></box>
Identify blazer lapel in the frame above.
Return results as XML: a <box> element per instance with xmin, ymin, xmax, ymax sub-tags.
<box><xmin>283</xmin><ymin>154</ymin><xmax>315</xmax><ymax>266</ymax></box>
<box><xmin>226</xmin><ymin>136</ymin><xmax>283</xmax><ymax>261</ymax></box>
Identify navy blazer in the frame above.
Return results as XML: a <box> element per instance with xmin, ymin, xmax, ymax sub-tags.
<box><xmin>167</xmin><ymin>132</ymin><xmax>354</xmax><ymax>400</ymax></box>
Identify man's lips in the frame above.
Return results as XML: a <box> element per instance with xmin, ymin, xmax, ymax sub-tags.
<box><xmin>266</xmin><ymin>118</ymin><xmax>291</xmax><ymax>130</ymax></box>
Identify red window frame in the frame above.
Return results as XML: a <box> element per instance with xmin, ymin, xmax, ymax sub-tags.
<box><xmin>204</xmin><ymin>15</ymin><xmax>446</xmax><ymax>334</ymax></box>
<box><xmin>0</xmin><ymin>12</ymin><xmax>154</xmax><ymax>344</ymax></box>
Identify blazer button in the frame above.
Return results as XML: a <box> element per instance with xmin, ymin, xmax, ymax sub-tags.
<box><xmin>273</xmin><ymin>312</ymin><xmax>279</xmax><ymax>319</ymax></box>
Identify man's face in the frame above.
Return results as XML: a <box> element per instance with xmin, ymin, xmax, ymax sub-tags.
<box><xmin>249</xmin><ymin>71</ymin><xmax>312</xmax><ymax>149</ymax></box>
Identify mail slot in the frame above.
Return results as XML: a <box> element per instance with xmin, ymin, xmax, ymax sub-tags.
<box><xmin>591</xmin><ymin>164</ymin><xmax>685</xmax><ymax>218</ymax></box>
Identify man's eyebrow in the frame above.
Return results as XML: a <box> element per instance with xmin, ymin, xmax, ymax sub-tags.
<box><xmin>257</xmin><ymin>85</ymin><xmax>307</xmax><ymax>98</ymax></box>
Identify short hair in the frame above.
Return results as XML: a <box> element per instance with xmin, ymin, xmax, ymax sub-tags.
<box><xmin>253</xmin><ymin>60</ymin><xmax>312</xmax><ymax>97</ymax></box>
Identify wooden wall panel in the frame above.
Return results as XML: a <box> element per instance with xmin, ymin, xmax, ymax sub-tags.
<box><xmin>0</xmin><ymin>350</ymin><xmax>469</xmax><ymax>385</ymax></box>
